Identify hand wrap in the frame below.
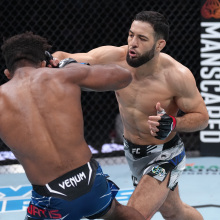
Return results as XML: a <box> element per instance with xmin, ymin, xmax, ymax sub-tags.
<box><xmin>155</xmin><ymin>114</ymin><xmax>176</xmax><ymax>140</ymax></box>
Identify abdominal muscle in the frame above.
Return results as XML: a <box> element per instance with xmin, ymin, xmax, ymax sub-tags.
<box><xmin>118</xmin><ymin>101</ymin><xmax>176</xmax><ymax>146</ymax></box>
<box><xmin>115</xmin><ymin>75</ymin><xmax>177</xmax><ymax>146</ymax></box>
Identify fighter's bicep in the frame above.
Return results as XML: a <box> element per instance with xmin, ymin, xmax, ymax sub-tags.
<box><xmin>78</xmin><ymin>64</ymin><xmax>131</xmax><ymax>92</ymax></box>
<box><xmin>175</xmin><ymin>85</ymin><xmax>204</xmax><ymax>114</ymax></box>
<box><xmin>172</xmin><ymin>69</ymin><xmax>202</xmax><ymax>112</ymax></box>
<box><xmin>76</xmin><ymin>65</ymin><xmax>114</xmax><ymax>91</ymax></box>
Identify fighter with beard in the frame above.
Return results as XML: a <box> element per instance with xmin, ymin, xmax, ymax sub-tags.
<box><xmin>53</xmin><ymin>11</ymin><xmax>208</xmax><ymax>220</ymax></box>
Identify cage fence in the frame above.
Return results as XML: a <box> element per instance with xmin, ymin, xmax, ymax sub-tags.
<box><xmin>0</xmin><ymin>0</ymin><xmax>201</xmax><ymax>172</ymax></box>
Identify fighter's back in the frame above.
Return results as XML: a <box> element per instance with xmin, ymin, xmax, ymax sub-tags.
<box><xmin>0</xmin><ymin>66</ymin><xmax>91</xmax><ymax>185</ymax></box>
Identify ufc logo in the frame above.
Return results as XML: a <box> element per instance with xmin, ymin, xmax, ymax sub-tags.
<box><xmin>132</xmin><ymin>148</ymin><xmax>140</xmax><ymax>154</ymax></box>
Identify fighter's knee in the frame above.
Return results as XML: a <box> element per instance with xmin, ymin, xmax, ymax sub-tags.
<box><xmin>159</xmin><ymin>202</ymin><xmax>186</xmax><ymax>220</ymax></box>
<box><xmin>160</xmin><ymin>204</ymin><xmax>181</xmax><ymax>220</ymax></box>
<box><xmin>160</xmin><ymin>211</ymin><xmax>177</xmax><ymax>220</ymax></box>
<box><xmin>127</xmin><ymin>203</ymin><xmax>152</xmax><ymax>220</ymax></box>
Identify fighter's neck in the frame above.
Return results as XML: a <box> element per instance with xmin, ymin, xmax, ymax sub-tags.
<box><xmin>12</xmin><ymin>67</ymin><xmax>37</xmax><ymax>79</ymax></box>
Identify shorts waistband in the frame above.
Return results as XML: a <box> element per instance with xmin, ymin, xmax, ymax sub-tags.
<box><xmin>124</xmin><ymin>134</ymin><xmax>180</xmax><ymax>158</ymax></box>
<box><xmin>32</xmin><ymin>158</ymin><xmax>98</xmax><ymax>201</ymax></box>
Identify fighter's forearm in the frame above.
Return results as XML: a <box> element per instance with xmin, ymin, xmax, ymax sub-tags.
<box><xmin>175</xmin><ymin>112</ymin><xmax>209</xmax><ymax>132</ymax></box>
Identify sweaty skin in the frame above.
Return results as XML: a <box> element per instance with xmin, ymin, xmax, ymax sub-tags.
<box><xmin>0</xmin><ymin>63</ymin><xmax>132</xmax><ymax>185</ymax></box>
<box><xmin>53</xmin><ymin>20</ymin><xmax>208</xmax><ymax>220</ymax></box>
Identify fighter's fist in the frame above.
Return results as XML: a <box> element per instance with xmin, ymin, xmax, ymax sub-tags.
<box><xmin>148</xmin><ymin>102</ymin><xmax>176</xmax><ymax>140</ymax></box>
<box><xmin>45</xmin><ymin>51</ymin><xmax>59</xmax><ymax>68</ymax></box>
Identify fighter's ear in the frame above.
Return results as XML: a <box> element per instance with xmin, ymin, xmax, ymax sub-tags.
<box><xmin>156</xmin><ymin>39</ymin><xmax>166</xmax><ymax>52</ymax></box>
<box><xmin>41</xmin><ymin>60</ymin><xmax>47</xmax><ymax>67</ymax></box>
<box><xmin>4</xmin><ymin>69</ymin><xmax>12</xmax><ymax>79</ymax></box>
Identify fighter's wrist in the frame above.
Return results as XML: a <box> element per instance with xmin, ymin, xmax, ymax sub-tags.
<box><xmin>169</xmin><ymin>115</ymin><xmax>176</xmax><ymax>131</ymax></box>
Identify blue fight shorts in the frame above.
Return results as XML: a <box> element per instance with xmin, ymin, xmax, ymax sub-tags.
<box><xmin>25</xmin><ymin>158</ymin><xmax>119</xmax><ymax>220</ymax></box>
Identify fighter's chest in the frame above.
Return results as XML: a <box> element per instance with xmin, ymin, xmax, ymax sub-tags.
<box><xmin>116</xmin><ymin>78</ymin><xmax>173</xmax><ymax>111</ymax></box>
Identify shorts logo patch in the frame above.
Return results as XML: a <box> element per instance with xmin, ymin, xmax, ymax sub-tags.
<box><xmin>27</xmin><ymin>204</ymin><xmax>63</xmax><ymax>219</ymax></box>
<box><xmin>132</xmin><ymin>148</ymin><xmax>141</xmax><ymax>154</ymax></box>
<box><xmin>151</xmin><ymin>165</ymin><xmax>166</xmax><ymax>177</ymax></box>
<box><xmin>58</xmin><ymin>171</ymin><xmax>87</xmax><ymax>189</ymax></box>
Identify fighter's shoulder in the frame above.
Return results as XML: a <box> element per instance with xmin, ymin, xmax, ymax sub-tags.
<box><xmin>161</xmin><ymin>53</ymin><xmax>196</xmax><ymax>92</ymax></box>
<box><xmin>161</xmin><ymin>53</ymin><xmax>192</xmax><ymax>77</ymax></box>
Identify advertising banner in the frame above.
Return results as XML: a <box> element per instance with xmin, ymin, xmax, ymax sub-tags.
<box><xmin>200</xmin><ymin>0</ymin><xmax>220</xmax><ymax>155</ymax></box>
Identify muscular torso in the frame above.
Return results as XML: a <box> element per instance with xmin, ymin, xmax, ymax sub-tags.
<box><xmin>110</xmin><ymin>49</ymin><xmax>179</xmax><ymax>145</ymax></box>
<box><xmin>66</xmin><ymin>46</ymin><xmax>184</xmax><ymax>145</ymax></box>
<box><xmin>115</xmin><ymin>75</ymin><xmax>177</xmax><ymax>145</ymax></box>
<box><xmin>0</xmin><ymin>67</ymin><xmax>91</xmax><ymax>185</ymax></box>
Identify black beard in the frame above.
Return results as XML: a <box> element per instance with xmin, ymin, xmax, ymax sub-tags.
<box><xmin>126</xmin><ymin>44</ymin><xmax>156</xmax><ymax>67</ymax></box>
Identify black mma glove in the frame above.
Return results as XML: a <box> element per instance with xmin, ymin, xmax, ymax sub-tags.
<box><xmin>58</xmin><ymin>58</ymin><xmax>78</xmax><ymax>68</ymax></box>
<box><xmin>155</xmin><ymin>114</ymin><xmax>177</xmax><ymax>140</ymax></box>
<box><xmin>45</xmin><ymin>51</ymin><xmax>54</xmax><ymax>67</ymax></box>
<box><xmin>45</xmin><ymin>51</ymin><xmax>90</xmax><ymax>68</ymax></box>
<box><xmin>59</xmin><ymin>58</ymin><xmax>90</xmax><ymax>68</ymax></box>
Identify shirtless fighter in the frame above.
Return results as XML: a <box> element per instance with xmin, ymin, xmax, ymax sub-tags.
<box><xmin>1</xmin><ymin>32</ymin><xmax>145</xmax><ymax>220</ymax></box>
<box><xmin>53</xmin><ymin>11</ymin><xmax>209</xmax><ymax>220</ymax></box>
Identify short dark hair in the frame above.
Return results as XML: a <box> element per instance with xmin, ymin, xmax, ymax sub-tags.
<box><xmin>1</xmin><ymin>32</ymin><xmax>51</xmax><ymax>73</ymax></box>
<box><xmin>134</xmin><ymin>11</ymin><xmax>169</xmax><ymax>41</ymax></box>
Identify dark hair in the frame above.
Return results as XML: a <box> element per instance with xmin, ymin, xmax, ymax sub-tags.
<box><xmin>1</xmin><ymin>32</ymin><xmax>51</xmax><ymax>73</ymax></box>
<box><xmin>134</xmin><ymin>11</ymin><xmax>169</xmax><ymax>41</ymax></box>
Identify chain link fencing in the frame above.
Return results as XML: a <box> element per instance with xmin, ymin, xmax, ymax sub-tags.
<box><xmin>0</xmin><ymin>0</ymin><xmax>201</xmax><ymax>170</ymax></box>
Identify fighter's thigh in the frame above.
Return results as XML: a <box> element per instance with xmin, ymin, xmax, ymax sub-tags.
<box><xmin>127</xmin><ymin>173</ymin><xmax>171</xmax><ymax>219</ymax></box>
<box><xmin>159</xmin><ymin>185</ymin><xmax>183</xmax><ymax>217</ymax></box>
